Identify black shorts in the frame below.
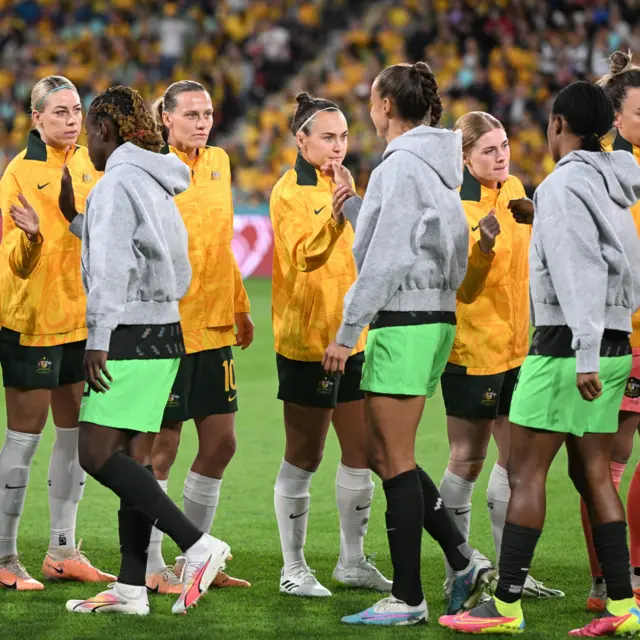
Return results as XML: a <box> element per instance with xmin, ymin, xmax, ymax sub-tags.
<box><xmin>163</xmin><ymin>346</ymin><xmax>238</xmax><ymax>422</ymax></box>
<box><xmin>0</xmin><ymin>328</ymin><xmax>85</xmax><ymax>390</ymax></box>
<box><xmin>441</xmin><ymin>363</ymin><xmax>520</xmax><ymax>420</ymax></box>
<box><xmin>276</xmin><ymin>352</ymin><xmax>365</xmax><ymax>409</ymax></box>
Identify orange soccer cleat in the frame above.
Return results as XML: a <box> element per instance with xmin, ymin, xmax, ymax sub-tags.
<box><xmin>0</xmin><ymin>556</ymin><xmax>44</xmax><ymax>591</ymax></box>
<box><xmin>42</xmin><ymin>540</ymin><xmax>116</xmax><ymax>583</ymax></box>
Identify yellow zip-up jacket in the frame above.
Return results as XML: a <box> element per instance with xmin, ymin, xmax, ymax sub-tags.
<box><xmin>165</xmin><ymin>144</ymin><xmax>250</xmax><ymax>354</ymax></box>
<box><xmin>609</xmin><ymin>134</ymin><xmax>640</xmax><ymax>349</ymax></box>
<box><xmin>449</xmin><ymin>168</ymin><xmax>530</xmax><ymax>375</ymax></box>
<box><xmin>0</xmin><ymin>130</ymin><xmax>99</xmax><ymax>346</ymax></box>
<box><xmin>270</xmin><ymin>155</ymin><xmax>366</xmax><ymax>361</ymax></box>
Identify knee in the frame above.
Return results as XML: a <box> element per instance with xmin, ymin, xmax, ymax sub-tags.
<box><xmin>197</xmin><ymin>433</ymin><xmax>237</xmax><ymax>472</ymax></box>
<box><xmin>152</xmin><ymin>432</ymin><xmax>181</xmax><ymax>476</ymax></box>
<box><xmin>610</xmin><ymin>442</ymin><xmax>633</xmax><ymax>466</ymax></box>
<box><xmin>448</xmin><ymin>453</ymin><xmax>486</xmax><ymax>482</ymax></box>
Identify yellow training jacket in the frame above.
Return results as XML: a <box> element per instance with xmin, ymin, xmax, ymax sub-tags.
<box><xmin>270</xmin><ymin>155</ymin><xmax>366</xmax><ymax>361</ymax></box>
<box><xmin>449</xmin><ymin>169</ymin><xmax>530</xmax><ymax>375</ymax></box>
<box><xmin>0</xmin><ymin>130</ymin><xmax>99</xmax><ymax>346</ymax></box>
<box><xmin>166</xmin><ymin>144</ymin><xmax>250</xmax><ymax>354</ymax></box>
<box><xmin>609</xmin><ymin>134</ymin><xmax>640</xmax><ymax>349</ymax></box>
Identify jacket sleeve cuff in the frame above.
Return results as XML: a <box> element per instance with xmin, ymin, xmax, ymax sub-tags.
<box><xmin>336</xmin><ymin>322</ymin><xmax>364</xmax><ymax>349</ymax></box>
<box><xmin>343</xmin><ymin>196</ymin><xmax>363</xmax><ymax>227</ymax></box>
<box><xmin>576</xmin><ymin>346</ymin><xmax>600</xmax><ymax>373</ymax></box>
<box><xmin>69</xmin><ymin>214</ymin><xmax>84</xmax><ymax>239</ymax></box>
<box><xmin>86</xmin><ymin>326</ymin><xmax>112</xmax><ymax>352</ymax></box>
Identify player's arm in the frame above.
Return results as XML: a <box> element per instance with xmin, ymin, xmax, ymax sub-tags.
<box><xmin>271</xmin><ymin>190</ymin><xmax>346</xmax><ymax>272</ymax></box>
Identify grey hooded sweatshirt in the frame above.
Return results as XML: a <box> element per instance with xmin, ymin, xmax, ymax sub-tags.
<box><xmin>81</xmin><ymin>142</ymin><xmax>192</xmax><ymax>352</ymax></box>
<box><xmin>336</xmin><ymin>125</ymin><xmax>469</xmax><ymax>348</ymax></box>
<box><xmin>531</xmin><ymin>149</ymin><xmax>640</xmax><ymax>373</ymax></box>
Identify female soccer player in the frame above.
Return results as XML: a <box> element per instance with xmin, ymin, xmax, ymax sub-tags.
<box><xmin>325</xmin><ymin>62</ymin><xmax>494</xmax><ymax>626</ymax></box>
<box><xmin>136</xmin><ymin>80</ymin><xmax>253</xmax><ymax>593</ymax></box>
<box><xmin>0</xmin><ymin>75</ymin><xmax>113</xmax><ymax>590</ymax></box>
<box><xmin>270</xmin><ymin>92</ymin><xmax>391</xmax><ymax>597</ymax></box>
<box><xmin>580</xmin><ymin>51</ymin><xmax>640</xmax><ymax>612</ymax></box>
<box><xmin>440</xmin><ymin>80</ymin><xmax>640</xmax><ymax>637</ymax></box>
<box><xmin>64</xmin><ymin>85</ymin><xmax>230</xmax><ymax>616</ymax></box>
<box><xmin>439</xmin><ymin>111</ymin><xmax>563</xmax><ymax>600</ymax></box>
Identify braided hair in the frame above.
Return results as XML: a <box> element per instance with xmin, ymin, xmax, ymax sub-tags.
<box><xmin>552</xmin><ymin>81</ymin><xmax>614</xmax><ymax>152</ymax></box>
<box><xmin>88</xmin><ymin>86</ymin><xmax>164</xmax><ymax>153</ymax></box>
<box><xmin>375</xmin><ymin>62</ymin><xmax>443</xmax><ymax>127</ymax></box>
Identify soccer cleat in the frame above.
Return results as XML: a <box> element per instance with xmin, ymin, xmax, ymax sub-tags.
<box><xmin>213</xmin><ymin>570</ymin><xmax>251</xmax><ymax>588</ymax></box>
<box><xmin>439</xmin><ymin>597</ymin><xmax>525</xmax><ymax>634</ymax></box>
<box><xmin>332</xmin><ymin>554</ymin><xmax>392</xmax><ymax>592</ymax></box>
<box><xmin>569</xmin><ymin>598</ymin><xmax>640</xmax><ymax>636</ymax></box>
<box><xmin>342</xmin><ymin>596</ymin><xmax>428</xmax><ymax>626</ymax></box>
<box><xmin>521</xmin><ymin>574</ymin><xmax>564</xmax><ymax>599</ymax></box>
<box><xmin>172</xmin><ymin>534</ymin><xmax>231</xmax><ymax>614</ymax></box>
<box><xmin>43</xmin><ymin>540</ymin><xmax>116</xmax><ymax>583</ymax></box>
<box><xmin>0</xmin><ymin>555</ymin><xmax>44</xmax><ymax>591</ymax></box>
<box><xmin>66</xmin><ymin>582</ymin><xmax>150</xmax><ymax>615</ymax></box>
<box><xmin>447</xmin><ymin>550</ymin><xmax>496</xmax><ymax>615</ymax></box>
<box><xmin>279</xmin><ymin>567</ymin><xmax>332</xmax><ymax>597</ymax></box>
<box><xmin>146</xmin><ymin>566</ymin><xmax>183</xmax><ymax>595</ymax></box>
<box><xmin>634</xmin><ymin>586</ymin><xmax>640</xmax><ymax>608</ymax></box>
<box><xmin>587</xmin><ymin>577</ymin><xmax>608</xmax><ymax>613</ymax></box>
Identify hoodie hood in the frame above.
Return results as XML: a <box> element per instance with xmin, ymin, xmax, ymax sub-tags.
<box><xmin>105</xmin><ymin>142</ymin><xmax>190</xmax><ymax>196</ymax></box>
<box><xmin>556</xmin><ymin>150</ymin><xmax>640</xmax><ymax>209</ymax></box>
<box><xmin>382</xmin><ymin>125</ymin><xmax>463</xmax><ymax>190</ymax></box>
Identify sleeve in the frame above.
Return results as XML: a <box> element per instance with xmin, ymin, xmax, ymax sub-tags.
<box><xmin>456</xmin><ymin>241</ymin><xmax>495</xmax><ymax>304</ymax></box>
<box><xmin>1</xmin><ymin>171</ymin><xmax>43</xmax><ymax>279</ymax></box>
<box><xmin>69</xmin><ymin>213</ymin><xmax>84</xmax><ymax>239</ymax></box>
<box><xmin>271</xmin><ymin>190</ymin><xmax>346</xmax><ymax>273</ymax></box>
<box><xmin>343</xmin><ymin>195</ymin><xmax>363</xmax><ymax>229</ymax></box>
<box><xmin>535</xmin><ymin>182</ymin><xmax>608</xmax><ymax>373</ymax></box>
<box><xmin>170</xmin><ymin>213</ymin><xmax>192</xmax><ymax>301</ymax></box>
<box><xmin>336</xmin><ymin>157</ymin><xmax>423</xmax><ymax>348</ymax></box>
<box><xmin>83</xmin><ymin>182</ymin><xmax>139</xmax><ymax>351</ymax></box>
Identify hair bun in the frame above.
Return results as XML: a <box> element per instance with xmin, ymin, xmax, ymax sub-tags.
<box><xmin>609</xmin><ymin>50</ymin><xmax>633</xmax><ymax>75</ymax></box>
<box><xmin>295</xmin><ymin>92</ymin><xmax>314</xmax><ymax>106</ymax></box>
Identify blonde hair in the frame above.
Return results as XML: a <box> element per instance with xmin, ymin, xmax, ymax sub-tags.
<box><xmin>454</xmin><ymin>111</ymin><xmax>504</xmax><ymax>156</ymax></box>
<box><xmin>30</xmin><ymin>76</ymin><xmax>77</xmax><ymax>113</ymax></box>
<box><xmin>597</xmin><ymin>51</ymin><xmax>640</xmax><ymax>113</ymax></box>
<box><xmin>152</xmin><ymin>80</ymin><xmax>208</xmax><ymax>141</ymax></box>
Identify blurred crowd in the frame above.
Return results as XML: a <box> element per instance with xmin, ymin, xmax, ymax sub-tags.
<box><xmin>0</xmin><ymin>1</ymin><xmax>639</xmax><ymax>201</ymax></box>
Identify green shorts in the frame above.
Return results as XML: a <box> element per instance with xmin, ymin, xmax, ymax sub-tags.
<box><xmin>509</xmin><ymin>355</ymin><xmax>632</xmax><ymax>436</ymax></box>
<box><xmin>80</xmin><ymin>359</ymin><xmax>180</xmax><ymax>433</ymax></box>
<box><xmin>361</xmin><ymin>312</ymin><xmax>456</xmax><ymax>397</ymax></box>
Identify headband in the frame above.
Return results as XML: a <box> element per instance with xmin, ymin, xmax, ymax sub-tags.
<box><xmin>35</xmin><ymin>84</ymin><xmax>75</xmax><ymax>112</ymax></box>
<box><xmin>296</xmin><ymin>107</ymin><xmax>338</xmax><ymax>135</ymax></box>
<box><xmin>124</xmin><ymin>130</ymin><xmax>151</xmax><ymax>141</ymax></box>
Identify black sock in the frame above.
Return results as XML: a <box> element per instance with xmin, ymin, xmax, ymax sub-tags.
<box><xmin>117</xmin><ymin>498</ymin><xmax>152</xmax><ymax>587</ymax></box>
<box><xmin>592</xmin><ymin>521</ymin><xmax>633</xmax><ymax>601</ymax></box>
<box><xmin>495</xmin><ymin>522</ymin><xmax>541</xmax><ymax>604</ymax></box>
<box><xmin>417</xmin><ymin>466</ymin><xmax>472</xmax><ymax>571</ymax></box>
<box><xmin>383</xmin><ymin>469</ymin><xmax>424</xmax><ymax>606</ymax></box>
<box><xmin>93</xmin><ymin>451</ymin><xmax>201</xmax><ymax>552</ymax></box>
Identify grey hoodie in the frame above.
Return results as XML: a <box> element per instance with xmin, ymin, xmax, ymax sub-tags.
<box><xmin>336</xmin><ymin>125</ymin><xmax>469</xmax><ymax>348</ymax></box>
<box><xmin>531</xmin><ymin>149</ymin><xmax>640</xmax><ymax>373</ymax></box>
<box><xmin>81</xmin><ymin>143</ymin><xmax>192</xmax><ymax>352</ymax></box>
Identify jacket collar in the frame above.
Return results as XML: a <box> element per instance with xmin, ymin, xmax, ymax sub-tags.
<box><xmin>459</xmin><ymin>166</ymin><xmax>505</xmax><ymax>202</ymax></box>
<box><xmin>612</xmin><ymin>132</ymin><xmax>634</xmax><ymax>154</ymax></box>
<box><xmin>295</xmin><ymin>153</ymin><xmax>319</xmax><ymax>186</ymax></box>
<box><xmin>25</xmin><ymin>129</ymin><xmax>78</xmax><ymax>164</ymax></box>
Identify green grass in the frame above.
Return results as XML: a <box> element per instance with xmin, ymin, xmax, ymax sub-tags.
<box><xmin>2</xmin><ymin>278</ymin><xmax>638</xmax><ymax>639</ymax></box>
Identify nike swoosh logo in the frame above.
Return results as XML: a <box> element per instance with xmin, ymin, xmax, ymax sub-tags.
<box><xmin>37</xmin><ymin>183</ymin><xmax>50</xmax><ymax>190</ymax></box>
<box><xmin>184</xmin><ymin>557</ymin><xmax>210</xmax><ymax>609</ymax></box>
<box><xmin>5</xmin><ymin>484</ymin><xmax>27</xmax><ymax>490</ymax></box>
<box><xmin>80</xmin><ymin>481</ymin><xmax>86</xmax><ymax>486</ymax></box>
<box><xmin>48</xmin><ymin>564</ymin><xmax>64</xmax><ymax>574</ymax></box>
<box><xmin>355</xmin><ymin>502</ymin><xmax>372</xmax><ymax>511</ymax></box>
<box><xmin>314</xmin><ymin>207</ymin><xmax>325</xmax><ymax>215</ymax></box>
<box><xmin>147</xmin><ymin>584</ymin><xmax>159</xmax><ymax>594</ymax></box>
<box><xmin>289</xmin><ymin>509</ymin><xmax>309</xmax><ymax>519</ymax></box>
<box><xmin>0</xmin><ymin>579</ymin><xmax>16</xmax><ymax>589</ymax></box>
<box><xmin>471</xmin><ymin>225</ymin><xmax>479</xmax><ymax>231</ymax></box>
<box><xmin>228</xmin><ymin>394</ymin><xmax>237</xmax><ymax>402</ymax></box>
<box><xmin>454</xmin><ymin>508</ymin><xmax>471</xmax><ymax>516</ymax></box>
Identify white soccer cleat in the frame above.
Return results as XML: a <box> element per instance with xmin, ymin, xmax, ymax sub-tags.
<box><xmin>280</xmin><ymin>567</ymin><xmax>332</xmax><ymax>597</ymax></box>
<box><xmin>66</xmin><ymin>582</ymin><xmax>150</xmax><ymax>615</ymax></box>
<box><xmin>333</xmin><ymin>555</ymin><xmax>392</xmax><ymax>592</ymax></box>
<box><xmin>342</xmin><ymin>595</ymin><xmax>428</xmax><ymax>626</ymax></box>
<box><xmin>522</xmin><ymin>574</ymin><xmax>565</xmax><ymax>599</ymax></box>
<box><xmin>172</xmin><ymin>534</ymin><xmax>231</xmax><ymax>614</ymax></box>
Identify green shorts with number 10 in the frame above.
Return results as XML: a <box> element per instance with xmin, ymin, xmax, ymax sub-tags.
<box><xmin>361</xmin><ymin>311</ymin><xmax>456</xmax><ymax>397</ymax></box>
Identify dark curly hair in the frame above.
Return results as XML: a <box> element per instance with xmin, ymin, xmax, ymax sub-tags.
<box><xmin>88</xmin><ymin>85</ymin><xmax>164</xmax><ymax>153</ymax></box>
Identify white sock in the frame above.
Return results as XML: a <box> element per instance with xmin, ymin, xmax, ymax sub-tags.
<box><xmin>439</xmin><ymin>469</ymin><xmax>475</xmax><ymax>580</ymax></box>
<box><xmin>114</xmin><ymin>581</ymin><xmax>147</xmax><ymax>601</ymax></box>
<box><xmin>274</xmin><ymin>460</ymin><xmax>313</xmax><ymax>575</ymax></box>
<box><xmin>335</xmin><ymin>462</ymin><xmax>374</xmax><ymax>568</ymax></box>
<box><xmin>146</xmin><ymin>479</ymin><xmax>168</xmax><ymax>574</ymax></box>
<box><xmin>487</xmin><ymin>462</ymin><xmax>510</xmax><ymax>563</ymax></box>
<box><xmin>0</xmin><ymin>429</ymin><xmax>41</xmax><ymax>558</ymax></box>
<box><xmin>183</xmin><ymin>470</ymin><xmax>222</xmax><ymax>534</ymax></box>
<box><xmin>48</xmin><ymin>427</ymin><xmax>86</xmax><ymax>555</ymax></box>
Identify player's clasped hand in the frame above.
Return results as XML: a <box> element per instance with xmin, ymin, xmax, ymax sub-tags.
<box><xmin>323</xmin><ymin>340</ymin><xmax>351</xmax><ymax>375</ymax></box>
<box><xmin>9</xmin><ymin>193</ymin><xmax>40</xmax><ymax>241</ymax></box>
<box><xmin>84</xmin><ymin>350</ymin><xmax>113</xmax><ymax>393</ymax></box>
<box><xmin>235</xmin><ymin>312</ymin><xmax>255</xmax><ymax>350</ymax></box>
<box><xmin>333</xmin><ymin>184</ymin><xmax>355</xmax><ymax>223</ymax></box>
<box><xmin>59</xmin><ymin>165</ymin><xmax>78</xmax><ymax>223</ymax></box>
<box><xmin>577</xmin><ymin>372</ymin><xmax>603</xmax><ymax>402</ymax></box>
<box><xmin>478</xmin><ymin>208</ymin><xmax>501</xmax><ymax>254</ymax></box>
<box><xmin>508</xmin><ymin>197</ymin><xmax>535</xmax><ymax>225</ymax></box>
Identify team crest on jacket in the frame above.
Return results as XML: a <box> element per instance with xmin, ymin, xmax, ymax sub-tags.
<box><xmin>211</xmin><ymin>171</ymin><xmax>220</xmax><ymax>180</ymax></box>
<box><xmin>481</xmin><ymin>388</ymin><xmax>498</xmax><ymax>405</ymax></box>
<box><xmin>626</xmin><ymin>377</ymin><xmax>640</xmax><ymax>399</ymax></box>
<box><xmin>81</xmin><ymin>173</ymin><xmax>91</xmax><ymax>183</ymax></box>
